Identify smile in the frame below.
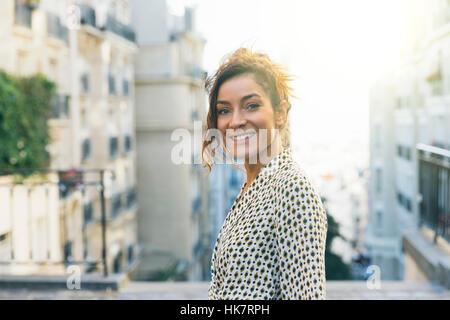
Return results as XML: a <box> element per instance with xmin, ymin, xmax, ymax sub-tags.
<box><xmin>228</xmin><ymin>132</ymin><xmax>257</xmax><ymax>142</ymax></box>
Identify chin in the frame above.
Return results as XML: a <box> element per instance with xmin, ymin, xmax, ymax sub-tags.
<box><xmin>227</xmin><ymin>139</ymin><xmax>261</xmax><ymax>164</ymax></box>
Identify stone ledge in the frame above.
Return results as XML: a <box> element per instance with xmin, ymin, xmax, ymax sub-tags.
<box><xmin>0</xmin><ymin>281</ymin><xmax>449</xmax><ymax>300</ymax></box>
<box><xmin>0</xmin><ymin>273</ymin><xmax>130</xmax><ymax>291</ymax></box>
<box><xmin>402</xmin><ymin>228</ymin><xmax>450</xmax><ymax>289</ymax></box>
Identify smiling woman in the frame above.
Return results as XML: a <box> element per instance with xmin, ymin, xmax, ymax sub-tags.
<box><xmin>202</xmin><ymin>48</ymin><xmax>294</xmax><ymax>170</ymax></box>
<box><xmin>202</xmin><ymin>48</ymin><xmax>328</xmax><ymax>300</ymax></box>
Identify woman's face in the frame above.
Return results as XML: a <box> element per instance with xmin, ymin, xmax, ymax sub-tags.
<box><xmin>216</xmin><ymin>73</ymin><xmax>279</xmax><ymax>162</ymax></box>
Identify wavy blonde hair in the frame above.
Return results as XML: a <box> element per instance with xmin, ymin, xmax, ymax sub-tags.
<box><xmin>201</xmin><ymin>47</ymin><xmax>296</xmax><ymax>173</ymax></box>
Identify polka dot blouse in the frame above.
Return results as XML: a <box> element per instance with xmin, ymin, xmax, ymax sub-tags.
<box><xmin>208</xmin><ymin>147</ymin><xmax>328</xmax><ymax>300</ymax></box>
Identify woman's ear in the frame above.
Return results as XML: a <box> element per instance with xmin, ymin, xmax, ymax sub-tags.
<box><xmin>275</xmin><ymin>100</ymin><xmax>289</xmax><ymax>129</ymax></box>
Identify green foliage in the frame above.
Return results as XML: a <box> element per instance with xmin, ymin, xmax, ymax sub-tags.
<box><xmin>321</xmin><ymin>197</ymin><xmax>354</xmax><ymax>280</ymax></box>
<box><xmin>0</xmin><ymin>70</ymin><xmax>55</xmax><ymax>170</ymax></box>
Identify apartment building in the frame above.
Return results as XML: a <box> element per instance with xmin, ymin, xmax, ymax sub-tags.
<box><xmin>368</xmin><ymin>0</ymin><xmax>450</xmax><ymax>280</ymax></box>
<box><xmin>131</xmin><ymin>0</ymin><xmax>210</xmax><ymax>281</ymax></box>
<box><xmin>0</xmin><ymin>0</ymin><xmax>138</xmax><ymax>276</ymax></box>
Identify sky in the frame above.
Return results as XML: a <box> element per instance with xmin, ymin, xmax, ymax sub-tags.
<box><xmin>168</xmin><ymin>0</ymin><xmax>412</xmax><ymax>259</ymax></box>
<box><xmin>185</xmin><ymin>0</ymin><xmax>410</xmax><ymax>172</ymax></box>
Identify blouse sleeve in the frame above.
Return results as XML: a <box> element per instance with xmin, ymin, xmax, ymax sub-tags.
<box><xmin>208</xmin><ymin>234</ymin><xmax>220</xmax><ymax>300</ymax></box>
<box><xmin>274</xmin><ymin>172</ymin><xmax>328</xmax><ymax>300</ymax></box>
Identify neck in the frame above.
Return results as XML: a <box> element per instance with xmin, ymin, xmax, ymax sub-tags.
<box><xmin>244</xmin><ymin>138</ymin><xmax>283</xmax><ymax>186</ymax></box>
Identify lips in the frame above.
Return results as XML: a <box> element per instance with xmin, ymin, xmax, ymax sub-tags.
<box><xmin>227</xmin><ymin>131</ymin><xmax>257</xmax><ymax>143</ymax></box>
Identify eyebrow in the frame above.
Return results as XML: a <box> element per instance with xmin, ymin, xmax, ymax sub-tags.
<box><xmin>217</xmin><ymin>93</ymin><xmax>261</xmax><ymax>106</ymax></box>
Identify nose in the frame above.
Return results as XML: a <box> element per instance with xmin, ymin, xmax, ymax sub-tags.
<box><xmin>228</xmin><ymin>108</ymin><xmax>247</xmax><ymax>130</ymax></box>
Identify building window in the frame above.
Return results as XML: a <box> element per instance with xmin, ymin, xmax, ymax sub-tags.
<box><xmin>83</xmin><ymin>202</ymin><xmax>93</xmax><ymax>224</ymax></box>
<box><xmin>406</xmin><ymin>198</ymin><xmax>412</xmax><ymax>212</ymax></box>
<box><xmin>108</xmin><ymin>73</ymin><xmax>116</xmax><ymax>95</ymax></box>
<box><xmin>82</xmin><ymin>138</ymin><xmax>91</xmax><ymax>161</ymax></box>
<box><xmin>63</xmin><ymin>241</ymin><xmax>73</xmax><ymax>262</ymax></box>
<box><xmin>374</xmin><ymin>124</ymin><xmax>381</xmax><ymax>149</ymax></box>
<box><xmin>397</xmin><ymin>191</ymin><xmax>403</xmax><ymax>206</ymax></box>
<box><xmin>14</xmin><ymin>0</ymin><xmax>33</xmax><ymax>28</ymax></box>
<box><xmin>376</xmin><ymin>211</ymin><xmax>383</xmax><ymax>233</ymax></box>
<box><xmin>0</xmin><ymin>233</ymin><xmax>8</xmax><ymax>243</ymax></box>
<box><xmin>111</xmin><ymin>194</ymin><xmax>122</xmax><ymax>218</ymax></box>
<box><xmin>397</xmin><ymin>145</ymin><xmax>402</xmax><ymax>158</ymax></box>
<box><xmin>124</xmin><ymin>135</ymin><xmax>132</xmax><ymax>153</ymax></box>
<box><xmin>397</xmin><ymin>144</ymin><xmax>412</xmax><ymax>161</ymax></box>
<box><xmin>50</xmin><ymin>94</ymin><xmax>70</xmax><ymax>118</ymax></box>
<box><xmin>397</xmin><ymin>189</ymin><xmax>413</xmax><ymax>213</ymax></box>
<box><xmin>47</xmin><ymin>12</ymin><xmax>68</xmax><ymax>43</ymax></box>
<box><xmin>375</xmin><ymin>168</ymin><xmax>382</xmax><ymax>193</ymax></box>
<box><xmin>127</xmin><ymin>245</ymin><xmax>134</xmax><ymax>263</ymax></box>
<box><xmin>122</xmin><ymin>79</ymin><xmax>129</xmax><ymax>97</ymax></box>
<box><xmin>81</xmin><ymin>73</ymin><xmax>89</xmax><ymax>93</ymax></box>
<box><xmin>126</xmin><ymin>187</ymin><xmax>137</xmax><ymax>208</ymax></box>
<box><xmin>405</xmin><ymin>147</ymin><xmax>411</xmax><ymax>160</ymax></box>
<box><xmin>109</xmin><ymin>137</ymin><xmax>118</xmax><ymax>158</ymax></box>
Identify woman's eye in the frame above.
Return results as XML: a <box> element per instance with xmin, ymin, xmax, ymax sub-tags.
<box><xmin>218</xmin><ymin>108</ymin><xmax>229</xmax><ymax>115</ymax></box>
<box><xmin>247</xmin><ymin>103</ymin><xmax>260</xmax><ymax>110</ymax></box>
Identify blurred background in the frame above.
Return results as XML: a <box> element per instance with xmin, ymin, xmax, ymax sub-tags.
<box><xmin>0</xmin><ymin>0</ymin><xmax>448</xmax><ymax>299</ymax></box>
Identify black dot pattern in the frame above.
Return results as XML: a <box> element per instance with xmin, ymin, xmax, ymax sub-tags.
<box><xmin>208</xmin><ymin>148</ymin><xmax>328</xmax><ymax>300</ymax></box>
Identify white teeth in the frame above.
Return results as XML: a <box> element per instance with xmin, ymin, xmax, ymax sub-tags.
<box><xmin>231</xmin><ymin>133</ymin><xmax>256</xmax><ymax>141</ymax></box>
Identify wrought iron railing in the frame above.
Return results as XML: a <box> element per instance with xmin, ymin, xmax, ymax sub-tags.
<box><xmin>78</xmin><ymin>3</ymin><xmax>96</xmax><ymax>28</ymax></box>
<box><xmin>0</xmin><ymin>168</ymin><xmax>115</xmax><ymax>277</ymax></box>
<box><xmin>102</xmin><ymin>14</ymin><xmax>136</xmax><ymax>42</ymax></box>
<box><xmin>417</xmin><ymin>143</ymin><xmax>450</xmax><ymax>243</ymax></box>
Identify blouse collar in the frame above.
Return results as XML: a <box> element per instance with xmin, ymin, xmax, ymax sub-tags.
<box><xmin>230</xmin><ymin>147</ymin><xmax>293</xmax><ymax>213</ymax></box>
<box><xmin>258</xmin><ymin>146</ymin><xmax>293</xmax><ymax>180</ymax></box>
<box><xmin>238</xmin><ymin>147</ymin><xmax>293</xmax><ymax>196</ymax></box>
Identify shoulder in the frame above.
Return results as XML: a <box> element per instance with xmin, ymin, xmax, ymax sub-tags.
<box><xmin>271</xmin><ymin>157</ymin><xmax>314</xmax><ymax>195</ymax></box>
<box><xmin>271</xmin><ymin>159</ymin><xmax>326</xmax><ymax>221</ymax></box>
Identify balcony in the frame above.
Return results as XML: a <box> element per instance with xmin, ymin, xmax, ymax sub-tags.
<box><xmin>0</xmin><ymin>168</ymin><xmax>121</xmax><ymax>278</ymax></box>
<box><xmin>101</xmin><ymin>14</ymin><xmax>136</xmax><ymax>43</ymax></box>
<box><xmin>402</xmin><ymin>143</ymin><xmax>450</xmax><ymax>289</ymax></box>
<box><xmin>78</xmin><ymin>4</ymin><xmax>96</xmax><ymax>28</ymax></box>
<box><xmin>417</xmin><ymin>143</ymin><xmax>450</xmax><ymax>243</ymax></box>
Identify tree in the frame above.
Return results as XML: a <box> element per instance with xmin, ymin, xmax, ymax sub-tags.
<box><xmin>321</xmin><ymin>196</ymin><xmax>353</xmax><ymax>280</ymax></box>
<box><xmin>0</xmin><ymin>70</ymin><xmax>55</xmax><ymax>170</ymax></box>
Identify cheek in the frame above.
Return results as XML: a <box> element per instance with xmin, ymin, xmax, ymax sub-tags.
<box><xmin>217</xmin><ymin>118</ymin><xmax>225</xmax><ymax>131</ymax></box>
<box><xmin>253</xmin><ymin>110</ymin><xmax>276</xmax><ymax>130</ymax></box>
